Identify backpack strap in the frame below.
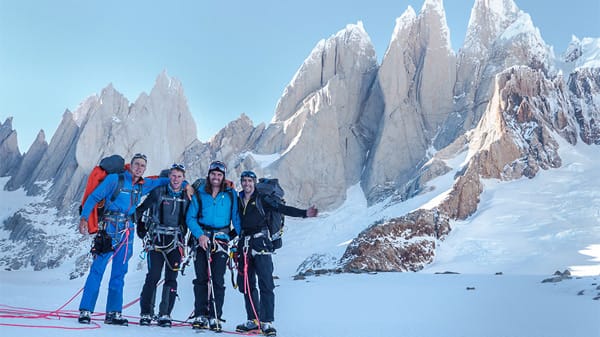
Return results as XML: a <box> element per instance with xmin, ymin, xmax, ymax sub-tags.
<box><xmin>228</xmin><ymin>188</ymin><xmax>235</xmax><ymax>216</ymax></box>
<box><xmin>179</xmin><ymin>192</ymin><xmax>189</xmax><ymax>234</ymax></box>
<box><xmin>255</xmin><ymin>193</ymin><xmax>266</xmax><ymax>217</ymax></box>
<box><xmin>195</xmin><ymin>189</ymin><xmax>203</xmax><ymax>221</ymax></box>
<box><xmin>109</xmin><ymin>173</ymin><xmax>125</xmax><ymax>203</ymax></box>
<box><xmin>157</xmin><ymin>184</ymin><xmax>169</xmax><ymax>225</ymax></box>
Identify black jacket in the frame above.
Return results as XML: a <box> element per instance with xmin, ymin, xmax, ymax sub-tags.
<box><xmin>238</xmin><ymin>190</ymin><xmax>306</xmax><ymax>235</ymax></box>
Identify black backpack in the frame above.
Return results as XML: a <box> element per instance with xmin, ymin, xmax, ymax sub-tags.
<box><xmin>255</xmin><ymin>178</ymin><xmax>285</xmax><ymax>250</ymax></box>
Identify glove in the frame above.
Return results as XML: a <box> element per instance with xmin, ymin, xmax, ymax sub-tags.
<box><xmin>136</xmin><ymin>221</ymin><xmax>148</xmax><ymax>239</ymax></box>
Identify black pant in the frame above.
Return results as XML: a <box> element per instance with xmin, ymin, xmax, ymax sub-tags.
<box><xmin>237</xmin><ymin>236</ymin><xmax>275</xmax><ymax>322</ymax></box>
<box><xmin>193</xmin><ymin>245</ymin><xmax>228</xmax><ymax>319</ymax></box>
<box><xmin>139</xmin><ymin>236</ymin><xmax>182</xmax><ymax>316</ymax></box>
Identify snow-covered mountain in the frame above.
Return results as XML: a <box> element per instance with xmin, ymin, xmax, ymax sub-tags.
<box><xmin>0</xmin><ymin>0</ymin><xmax>598</xmax><ymax>280</ymax></box>
<box><xmin>0</xmin><ymin>138</ymin><xmax>598</xmax><ymax>336</ymax></box>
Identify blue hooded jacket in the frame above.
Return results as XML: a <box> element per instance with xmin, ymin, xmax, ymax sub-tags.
<box><xmin>186</xmin><ymin>183</ymin><xmax>241</xmax><ymax>240</ymax></box>
<box><xmin>81</xmin><ymin>171</ymin><xmax>169</xmax><ymax>222</ymax></box>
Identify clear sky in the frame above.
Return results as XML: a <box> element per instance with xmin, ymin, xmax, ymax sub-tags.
<box><xmin>1</xmin><ymin>0</ymin><xmax>598</xmax><ymax>151</ymax></box>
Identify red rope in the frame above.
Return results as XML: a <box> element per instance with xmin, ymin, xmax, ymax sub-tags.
<box><xmin>243</xmin><ymin>249</ymin><xmax>261</xmax><ymax>328</ymax></box>
<box><xmin>0</xmin><ymin>298</ymin><xmax>101</xmax><ymax>330</ymax></box>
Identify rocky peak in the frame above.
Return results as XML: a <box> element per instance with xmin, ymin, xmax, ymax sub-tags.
<box><xmin>420</xmin><ymin>0</ymin><xmax>451</xmax><ymax>49</ymax></box>
<box><xmin>0</xmin><ymin>117</ymin><xmax>14</xmax><ymax>138</ymax></box>
<box><xmin>563</xmin><ymin>36</ymin><xmax>583</xmax><ymax>63</ymax></box>
<box><xmin>5</xmin><ymin>129</ymin><xmax>48</xmax><ymax>193</ymax></box>
<box><xmin>362</xmin><ymin>1</ymin><xmax>455</xmax><ymax>204</ymax></box>
<box><xmin>435</xmin><ymin>0</ymin><xmax>553</xmax><ymax>149</ymax></box>
<box><xmin>209</xmin><ymin>113</ymin><xmax>261</xmax><ymax>159</ymax></box>
<box><xmin>493</xmin><ymin>12</ymin><xmax>553</xmax><ymax>73</ymax></box>
<box><xmin>387</xmin><ymin>6</ymin><xmax>416</xmax><ymax>52</ymax></box>
<box><xmin>467</xmin><ymin>66</ymin><xmax>563</xmax><ymax>181</ymax></box>
<box><xmin>464</xmin><ymin>0</ymin><xmax>520</xmax><ymax>52</ymax></box>
<box><xmin>151</xmin><ymin>70</ymin><xmax>186</xmax><ymax>97</ymax></box>
<box><xmin>252</xmin><ymin>22</ymin><xmax>379</xmax><ymax>209</ymax></box>
<box><xmin>0</xmin><ymin>117</ymin><xmax>22</xmax><ymax>177</ymax></box>
<box><xmin>71</xmin><ymin>96</ymin><xmax>100</xmax><ymax>127</ymax></box>
<box><xmin>271</xmin><ymin>22</ymin><xmax>377</xmax><ymax>128</ymax></box>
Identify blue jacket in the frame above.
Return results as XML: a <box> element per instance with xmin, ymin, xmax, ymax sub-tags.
<box><xmin>186</xmin><ymin>183</ymin><xmax>241</xmax><ymax>240</ymax></box>
<box><xmin>81</xmin><ymin>171</ymin><xmax>169</xmax><ymax>221</ymax></box>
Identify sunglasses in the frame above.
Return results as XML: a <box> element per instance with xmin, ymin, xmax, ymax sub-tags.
<box><xmin>171</xmin><ymin>163</ymin><xmax>186</xmax><ymax>172</ymax></box>
<box><xmin>132</xmin><ymin>153</ymin><xmax>147</xmax><ymax>162</ymax></box>
<box><xmin>240</xmin><ymin>170</ymin><xmax>257</xmax><ymax>179</ymax></box>
<box><xmin>208</xmin><ymin>161</ymin><xmax>227</xmax><ymax>174</ymax></box>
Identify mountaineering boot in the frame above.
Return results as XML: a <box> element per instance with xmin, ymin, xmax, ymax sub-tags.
<box><xmin>157</xmin><ymin>314</ymin><xmax>172</xmax><ymax>327</ymax></box>
<box><xmin>209</xmin><ymin>317</ymin><xmax>222</xmax><ymax>332</ymax></box>
<box><xmin>139</xmin><ymin>314</ymin><xmax>152</xmax><ymax>326</ymax></box>
<box><xmin>236</xmin><ymin>319</ymin><xmax>259</xmax><ymax>332</ymax></box>
<box><xmin>78</xmin><ymin>310</ymin><xmax>91</xmax><ymax>324</ymax></box>
<box><xmin>104</xmin><ymin>311</ymin><xmax>129</xmax><ymax>326</ymax></box>
<box><xmin>260</xmin><ymin>322</ymin><xmax>277</xmax><ymax>336</ymax></box>
<box><xmin>192</xmin><ymin>315</ymin><xmax>209</xmax><ymax>329</ymax></box>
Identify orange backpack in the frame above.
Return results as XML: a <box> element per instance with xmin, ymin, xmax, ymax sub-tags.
<box><xmin>79</xmin><ymin>155</ymin><xmax>127</xmax><ymax>234</ymax></box>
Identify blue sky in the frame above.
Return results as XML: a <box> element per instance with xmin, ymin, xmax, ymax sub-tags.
<box><xmin>1</xmin><ymin>0</ymin><xmax>598</xmax><ymax>151</ymax></box>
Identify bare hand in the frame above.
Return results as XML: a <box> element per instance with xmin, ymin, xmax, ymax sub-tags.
<box><xmin>306</xmin><ymin>205</ymin><xmax>318</xmax><ymax>217</ymax></box>
<box><xmin>198</xmin><ymin>234</ymin><xmax>209</xmax><ymax>250</ymax></box>
<box><xmin>185</xmin><ymin>184</ymin><xmax>195</xmax><ymax>200</ymax></box>
<box><xmin>79</xmin><ymin>218</ymin><xmax>89</xmax><ymax>235</ymax></box>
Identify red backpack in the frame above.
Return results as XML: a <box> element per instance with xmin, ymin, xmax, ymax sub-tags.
<box><xmin>79</xmin><ymin>155</ymin><xmax>126</xmax><ymax>234</ymax></box>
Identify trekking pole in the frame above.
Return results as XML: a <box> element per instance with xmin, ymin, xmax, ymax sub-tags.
<box><xmin>206</xmin><ymin>238</ymin><xmax>221</xmax><ymax>331</ymax></box>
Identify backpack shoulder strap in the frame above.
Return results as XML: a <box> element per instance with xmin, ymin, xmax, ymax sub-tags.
<box><xmin>157</xmin><ymin>184</ymin><xmax>169</xmax><ymax>216</ymax></box>
<box><xmin>109</xmin><ymin>173</ymin><xmax>125</xmax><ymax>202</ymax></box>
<box><xmin>255</xmin><ymin>193</ymin><xmax>266</xmax><ymax>217</ymax></box>
<box><xmin>228</xmin><ymin>188</ymin><xmax>235</xmax><ymax>215</ymax></box>
<box><xmin>195</xmin><ymin>189</ymin><xmax>203</xmax><ymax>220</ymax></box>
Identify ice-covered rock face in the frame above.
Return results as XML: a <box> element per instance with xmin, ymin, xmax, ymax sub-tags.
<box><xmin>361</xmin><ymin>1</ymin><xmax>456</xmax><ymax>204</ymax></box>
<box><xmin>252</xmin><ymin>22</ymin><xmax>380</xmax><ymax>209</ymax></box>
<box><xmin>74</xmin><ymin>72</ymin><xmax>197</xmax><ymax>175</ymax></box>
<box><xmin>436</xmin><ymin>0</ymin><xmax>555</xmax><ymax>150</ymax></box>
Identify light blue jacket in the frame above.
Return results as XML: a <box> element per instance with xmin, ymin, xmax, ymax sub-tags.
<box><xmin>186</xmin><ymin>183</ymin><xmax>241</xmax><ymax>240</ymax></box>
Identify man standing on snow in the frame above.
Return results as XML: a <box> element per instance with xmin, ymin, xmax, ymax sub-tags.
<box><xmin>186</xmin><ymin>160</ymin><xmax>241</xmax><ymax>332</ymax></box>
<box><xmin>235</xmin><ymin>170</ymin><xmax>317</xmax><ymax>336</ymax></box>
<box><xmin>135</xmin><ymin>163</ymin><xmax>189</xmax><ymax>327</ymax></box>
<box><xmin>78</xmin><ymin>153</ymin><xmax>174</xmax><ymax>326</ymax></box>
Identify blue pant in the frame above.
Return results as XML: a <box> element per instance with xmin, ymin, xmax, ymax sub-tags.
<box><xmin>79</xmin><ymin>222</ymin><xmax>134</xmax><ymax>313</ymax></box>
